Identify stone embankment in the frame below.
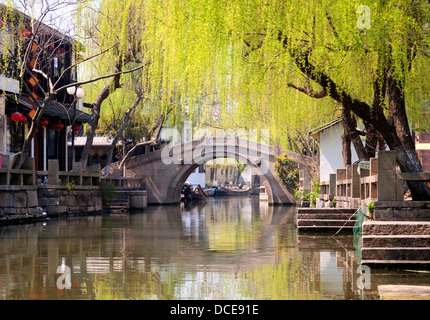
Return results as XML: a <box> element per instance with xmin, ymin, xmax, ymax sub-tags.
<box><xmin>361</xmin><ymin>220</ymin><xmax>430</xmax><ymax>266</ymax></box>
<box><xmin>0</xmin><ymin>185</ymin><xmax>103</xmax><ymax>225</ymax></box>
<box><xmin>296</xmin><ymin>207</ymin><xmax>357</xmax><ymax>232</ymax></box>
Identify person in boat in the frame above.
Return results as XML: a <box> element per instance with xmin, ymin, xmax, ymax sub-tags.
<box><xmin>182</xmin><ymin>183</ymin><xmax>192</xmax><ymax>200</ymax></box>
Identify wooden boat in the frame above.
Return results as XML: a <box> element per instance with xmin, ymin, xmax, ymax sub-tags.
<box><xmin>203</xmin><ymin>187</ymin><xmax>217</xmax><ymax>196</ymax></box>
<box><xmin>216</xmin><ymin>186</ymin><xmax>250</xmax><ymax>197</ymax></box>
<box><xmin>181</xmin><ymin>184</ymin><xmax>207</xmax><ymax>201</ymax></box>
<box><xmin>249</xmin><ymin>185</ymin><xmax>260</xmax><ymax>195</ymax></box>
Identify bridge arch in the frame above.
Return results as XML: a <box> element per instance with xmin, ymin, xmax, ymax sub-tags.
<box><xmin>167</xmin><ymin>151</ymin><xmax>275</xmax><ymax>204</ymax></box>
<box><xmin>125</xmin><ymin>137</ymin><xmax>310</xmax><ymax>205</ymax></box>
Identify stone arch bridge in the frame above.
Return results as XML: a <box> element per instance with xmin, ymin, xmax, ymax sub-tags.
<box><xmin>124</xmin><ymin>136</ymin><xmax>311</xmax><ymax>205</ymax></box>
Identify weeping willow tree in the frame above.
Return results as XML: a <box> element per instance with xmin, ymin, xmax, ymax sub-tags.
<box><xmin>75</xmin><ymin>0</ymin><xmax>150</xmax><ymax>165</ymax></box>
<box><xmin>0</xmin><ymin>1</ymin><xmax>146</xmax><ymax>169</ymax></box>
<box><xmin>137</xmin><ymin>0</ymin><xmax>430</xmax><ymax>200</ymax></box>
<box><xmin>76</xmin><ymin>0</ymin><xmax>190</xmax><ymax>168</ymax></box>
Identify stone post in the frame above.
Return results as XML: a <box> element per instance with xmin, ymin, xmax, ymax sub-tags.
<box><xmin>351</xmin><ymin>163</ymin><xmax>361</xmax><ymax>198</ymax></box>
<box><xmin>48</xmin><ymin>159</ymin><xmax>59</xmax><ymax>185</ymax></box>
<box><xmin>377</xmin><ymin>151</ymin><xmax>402</xmax><ymax>201</ymax></box>
<box><xmin>0</xmin><ymin>154</ymin><xmax>10</xmax><ymax>185</ymax></box>
<box><xmin>329</xmin><ymin>173</ymin><xmax>336</xmax><ymax>199</ymax></box>
<box><xmin>1</xmin><ymin>153</ymin><xmax>9</xmax><ymax>168</ymax></box>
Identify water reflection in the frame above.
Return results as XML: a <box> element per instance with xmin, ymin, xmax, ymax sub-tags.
<box><xmin>2</xmin><ymin>197</ymin><xmax>422</xmax><ymax>300</ymax></box>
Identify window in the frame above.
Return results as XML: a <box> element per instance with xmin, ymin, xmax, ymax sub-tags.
<box><xmin>7</xmin><ymin>117</ymin><xmax>26</xmax><ymax>153</ymax></box>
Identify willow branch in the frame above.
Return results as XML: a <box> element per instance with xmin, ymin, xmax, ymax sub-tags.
<box><xmin>54</xmin><ymin>62</ymin><xmax>149</xmax><ymax>94</ymax></box>
<box><xmin>287</xmin><ymin>83</ymin><xmax>327</xmax><ymax>99</ymax></box>
<box><xmin>52</xmin><ymin>41</ymin><xmax>121</xmax><ymax>89</ymax></box>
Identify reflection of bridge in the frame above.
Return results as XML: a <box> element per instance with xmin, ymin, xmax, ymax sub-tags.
<box><xmin>125</xmin><ymin>136</ymin><xmax>311</xmax><ymax>205</ymax></box>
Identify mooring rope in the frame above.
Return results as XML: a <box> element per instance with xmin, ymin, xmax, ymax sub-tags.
<box><xmin>332</xmin><ymin>201</ymin><xmax>369</xmax><ymax>237</ymax></box>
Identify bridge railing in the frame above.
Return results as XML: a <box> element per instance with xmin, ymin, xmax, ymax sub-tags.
<box><xmin>316</xmin><ymin>150</ymin><xmax>430</xmax><ymax>208</ymax></box>
<box><xmin>101</xmin><ymin>176</ymin><xmax>142</xmax><ymax>187</ymax></box>
<box><xmin>100</xmin><ymin>169</ymin><xmax>142</xmax><ymax>188</ymax></box>
<box><xmin>0</xmin><ymin>154</ymin><xmax>36</xmax><ymax>186</ymax></box>
<box><xmin>318</xmin><ymin>161</ymin><xmax>373</xmax><ymax>208</ymax></box>
<box><xmin>37</xmin><ymin>160</ymin><xmax>101</xmax><ymax>186</ymax></box>
<box><xmin>0</xmin><ymin>155</ymin><xmax>101</xmax><ymax>187</ymax></box>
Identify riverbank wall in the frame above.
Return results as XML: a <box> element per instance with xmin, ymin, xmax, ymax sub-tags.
<box><xmin>0</xmin><ymin>156</ymin><xmax>146</xmax><ymax>226</ymax></box>
<box><xmin>0</xmin><ymin>185</ymin><xmax>103</xmax><ymax>226</ymax></box>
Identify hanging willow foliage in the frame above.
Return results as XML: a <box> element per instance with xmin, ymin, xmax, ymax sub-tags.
<box><xmin>132</xmin><ymin>0</ymin><xmax>430</xmax><ymax>149</ymax></box>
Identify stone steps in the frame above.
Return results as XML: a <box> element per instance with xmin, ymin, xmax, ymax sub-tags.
<box><xmin>298</xmin><ymin>213</ymin><xmax>356</xmax><ymax>220</ymax></box>
<box><xmin>297</xmin><ymin>208</ymin><xmax>357</xmax><ymax>214</ymax></box>
<box><xmin>362</xmin><ymin>221</ymin><xmax>430</xmax><ymax>235</ymax></box>
<box><xmin>107</xmin><ymin>188</ymin><xmax>137</xmax><ymax>209</ymax></box>
<box><xmin>361</xmin><ymin>221</ymin><xmax>430</xmax><ymax>267</ymax></box>
<box><xmin>362</xmin><ymin>247</ymin><xmax>430</xmax><ymax>260</ymax></box>
<box><xmin>109</xmin><ymin>201</ymin><xmax>128</xmax><ymax>208</ymax></box>
<box><xmin>296</xmin><ymin>208</ymin><xmax>357</xmax><ymax>232</ymax></box>
<box><xmin>362</xmin><ymin>235</ymin><xmax>430</xmax><ymax>247</ymax></box>
<box><xmin>297</xmin><ymin>219</ymin><xmax>356</xmax><ymax>227</ymax></box>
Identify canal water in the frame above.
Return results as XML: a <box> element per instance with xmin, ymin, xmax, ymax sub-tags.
<box><xmin>1</xmin><ymin>196</ymin><xmax>430</xmax><ymax>300</ymax></box>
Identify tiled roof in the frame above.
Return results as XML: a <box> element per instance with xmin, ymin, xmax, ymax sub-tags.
<box><xmin>6</xmin><ymin>94</ymin><xmax>91</xmax><ymax>123</ymax></box>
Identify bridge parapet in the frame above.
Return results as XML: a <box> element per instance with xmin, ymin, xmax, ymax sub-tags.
<box><xmin>125</xmin><ymin>137</ymin><xmax>309</xmax><ymax>205</ymax></box>
<box><xmin>127</xmin><ymin>137</ymin><xmax>311</xmax><ymax>168</ymax></box>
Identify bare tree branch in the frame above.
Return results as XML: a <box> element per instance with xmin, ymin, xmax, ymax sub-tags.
<box><xmin>54</xmin><ymin>62</ymin><xmax>149</xmax><ymax>94</ymax></box>
<box><xmin>287</xmin><ymin>83</ymin><xmax>327</xmax><ymax>99</ymax></box>
<box><xmin>52</xmin><ymin>41</ymin><xmax>121</xmax><ymax>89</ymax></box>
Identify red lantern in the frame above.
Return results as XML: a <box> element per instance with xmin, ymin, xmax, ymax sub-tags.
<box><xmin>39</xmin><ymin>118</ymin><xmax>49</xmax><ymax>127</ymax></box>
<box><xmin>11</xmin><ymin>112</ymin><xmax>23</xmax><ymax>122</ymax></box>
<box><xmin>53</xmin><ymin>122</ymin><xmax>64</xmax><ymax>131</ymax></box>
<box><xmin>19</xmin><ymin>117</ymin><xmax>27</xmax><ymax>124</ymax></box>
<box><xmin>74</xmin><ymin>124</ymin><xmax>82</xmax><ymax>132</ymax></box>
<box><xmin>21</xmin><ymin>29</ymin><xmax>31</xmax><ymax>37</ymax></box>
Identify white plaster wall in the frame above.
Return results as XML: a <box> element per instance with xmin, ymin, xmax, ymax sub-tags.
<box><xmin>319</xmin><ymin>123</ymin><xmax>358</xmax><ymax>182</ymax></box>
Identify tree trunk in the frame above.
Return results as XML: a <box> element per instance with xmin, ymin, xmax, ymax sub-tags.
<box><xmin>290</xmin><ymin>48</ymin><xmax>430</xmax><ymax>200</ymax></box>
<box><xmin>104</xmin><ymin>94</ymin><xmax>143</xmax><ymax>176</ymax></box>
<box><xmin>341</xmin><ymin>128</ymin><xmax>351</xmax><ymax>167</ymax></box>
<box><xmin>386</xmin><ymin>75</ymin><xmax>430</xmax><ymax>200</ymax></box>
<box><xmin>79</xmin><ymin>58</ymin><xmax>125</xmax><ymax>167</ymax></box>
<box><xmin>340</xmin><ymin>107</ymin><xmax>369</xmax><ymax>162</ymax></box>
<box><xmin>364</xmin><ymin>124</ymin><xmax>379</xmax><ymax>159</ymax></box>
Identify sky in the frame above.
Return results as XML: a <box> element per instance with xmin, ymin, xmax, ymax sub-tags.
<box><xmin>0</xmin><ymin>0</ymin><xmax>79</xmax><ymax>36</ymax></box>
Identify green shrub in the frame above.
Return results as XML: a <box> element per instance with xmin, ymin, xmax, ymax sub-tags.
<box><xmin>302</xmin><ymin>189</ymin><xmax>311</xmax><ymax>201</ymax></box>
<box><xmin>332</xmin><ymin>198</ymin><xmax>337</xmax><ymax>208</ymax></box>
<box><xmin>367</xmin><ymin>200</ymin><xmax>375</xmax><ymax>220</ymax></box>
<box><xmin>274</xmin><ymin>153</ymin><xmax>299</xmax><ymax>190</ymax></box>
<box><xmin>99</xmin><ymin>181</ymin><xmax>117</xmax><ymax>208</ymax></box>
<box><xmin>310</xmin><ymin>178</ymin><xmax>320</xmax><ymax>207</ymax></box>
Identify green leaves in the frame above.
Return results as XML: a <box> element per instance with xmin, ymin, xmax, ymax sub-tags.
<box><xmin>274</xmin><ymin>153</ymin><xmax>299</xmax><ymax>190</ymax></box>
<box><xmin>78</xmin><ymin>0</ymin><xmax>430</xmax><ymax>150</ymax></box>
